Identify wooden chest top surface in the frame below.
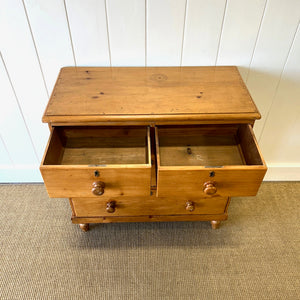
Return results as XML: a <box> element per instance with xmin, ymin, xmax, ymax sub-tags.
<box><xmin>43</xmin><ymin>66</ymin><xmax>260</xmax><ymax>123</ymax></box>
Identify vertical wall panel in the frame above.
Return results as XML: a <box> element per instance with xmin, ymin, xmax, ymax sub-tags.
<box><xmin>147</xmin><ymin>0</ymin><xmax>186</xmax><ymax>66</ymax></box>
<box><xmin>0</xmin><ymin>55</ymin><xmax>38</xmax><ymax>165</ymax></box>
<box><xmin>0</xmin><ymin>0</ymin><xmax>299</xmax><ymax>182</ymax></box>
<box><xmin>0</xmin><ymin>136</ymin><xmax>12</xmax><ymax>165</ymax></box>
<box><xmin>0</xmin><ymin>0</ymin><xmax>49</xmax><ymax>160</ymax></box>
<box><xmin>24</xmin><ymin>0</ymin><xmax>75</xmax><ymax>92</ymax></box>
<box><xmin>65</xmin><ymin>0</ymin><xmax>110</xmax><ymax>66</ymax></box>
<box><xmin>0</xmin><ymin>136</ymin><xmax>13</xmax><ymax>182</ymax></box>
<box><xmin>106</xmin><ymin>0</ymin><xmax>145</xmax><ymax>66</ymax></box>
<box><xmin>216</xmin><ymin>0</ymin><xmax>266</xmax><ymax>80</ymax></box>
<box><xmin>246</xmin><ymin>0</ymin><xmax>300</xmax><ymax>139</ymax></box>
<box><xmin>182</xmin><ymin>0</ymin><xmax>226</xmax><ymax>66</ymax></box>
<box><xmin>259</xmin><ymin>25</ymin><xmax>300</xmax><ymax>163</ymax></box>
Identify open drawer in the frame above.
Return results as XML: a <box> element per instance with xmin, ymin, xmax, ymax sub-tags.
<box><xmin>40</xmin><ymin>126</ymin><xmax>151</xmax><ymax>198</ymax></box>
<box><xmin>155</xmin><ymin>124</ymin><xmax>267</xmax><ymax>197</ymax></box>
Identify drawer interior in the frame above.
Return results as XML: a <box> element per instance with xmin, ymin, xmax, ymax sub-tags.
<box><xmin>156</xmin><ymin>124</ymin><xmax>264</xmax><ymax>167</ymax></box>
<box><xmin>44</xmin><ymin>126</ymin><xmax>150</xmax><ymax>165</ymax></box>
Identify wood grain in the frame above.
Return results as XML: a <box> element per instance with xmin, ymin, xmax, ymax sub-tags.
<box><xmin>71</xmin><ymin>213</ymin><xmax>229</xmax><ymax>224</ymax></box>
<box><xmin>40</xmin><ymin>166</ymin><xmax>151</xmax><ymax>198</ymax></box>
<box><xmin>71</xmin><ymin>196</ymin><xmax>229</xmax><ymax>217</ymax></box>
<box><xmin>44</xmin><ymin>126</ymin><xmax>150</xmax><ymax>165</ymax></box>
<box><xmin>159</xmin><ymin>144</ymin><xmax>244</xmax><ymax>167</ymax></box>
<box><xmin>40</xmin><ymin>127</ymin><xmax>151</xmax><ymax>197</ymax></box>
<box><xmin>155</xmin><ymin>125</ymin><xmax>267</xmax><ymax>197</ymax></box>
<box><xmin>156</xmin><ymin>125</ymin><xmax>264</xmax><ymax>167</ymax></box>
<box><xmin>42</xmin><ymin>128</ymin><xmax>65</xmax><ymax>165</ymax></box>
<box><xmin>40</xmin><ymin>66</ymin><xmax>267</xmax><ymax>228</ymax></box>
<box><xmin>156</xmin><ymin>167</ymin><xmax>266</xmax><ymax>198</ymax></box>
<box><xmin>42</xmin><ymin>66</ymin><xmax>260</xmax><ymax>123</ymax></box>
<box><xmin>49</xmin><ymin>119</ymin><xmax>256</xmax><ymax>127</ymax></box>
<box><xmin>45</xmin><ymin>115</ymin><xmax>259</xmax><ymax>125</ymax></box>
<box><xmin>238</xmin><ymin>124</ymin><xmax>264</xmax><ymax>165</ymax></box>
<box><xmin>61</xmin><ymin>147</ymin><xmax>146</xmax><ymax>165</ymax></box>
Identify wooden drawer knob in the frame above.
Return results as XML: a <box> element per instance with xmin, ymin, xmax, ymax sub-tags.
<box><xmin>203</xmin><ymin>181</ymin><xmax>217</xmax><ymax>195</ymax></box>
<box><xmin>106</xmin><ymin>201</ymin><xmax>116</xmax><ymax>213</ymax></box>
<box><xmin>186</xmin><ymin>201</ymin><xmax>195</xmax><ymax>212</ymax></box>
<box><xmin>92</xmin><ymin>181</ymin><xmax>105</xmax><ymax>196</ymax></box>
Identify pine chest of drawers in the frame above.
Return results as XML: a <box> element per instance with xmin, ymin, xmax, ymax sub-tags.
<box><xmin>40</xmin><ymin>66</ymin><xmax>267</xmax><ymax>231</ymax></box>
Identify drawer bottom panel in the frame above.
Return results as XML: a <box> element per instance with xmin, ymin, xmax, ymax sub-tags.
<box><xmin>70</xmin><ymin>196</ymin><xmax>229</xmax><ymax>217</ymax></box>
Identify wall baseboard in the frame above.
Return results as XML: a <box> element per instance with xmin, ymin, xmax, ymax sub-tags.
<box><xmin>0</xmin><ymin>164</ymin><xmax>299</xmax><ymax>183</ymax></box>
<box><xmin>263</xmin><ymin>164</ymin><xmax>300</xmax><ymax>181</ymax></box>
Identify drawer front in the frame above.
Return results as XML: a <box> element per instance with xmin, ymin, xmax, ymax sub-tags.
<box><xmin>157</xmin><ymin>168</ymin><xmax>266</xmax><ymax>197</ymax></box>
<box><xmin>41</xmin><ymin>167</ymin><xmax>151</xmax><ymax>198</ymax></box>
<box><xmin>156</xmin><ymin>124</ymin><xmax>267</xmax><ymax>197</ymax></box>
<box><xmin>71</xmin><ymin>196</ymin><xmax>229</xmax><ymax>217</ymax></box>
<box><xmin>40</xmin><ymin>126</ymin><xmax>151</xmax><ymax>198</ymax></box>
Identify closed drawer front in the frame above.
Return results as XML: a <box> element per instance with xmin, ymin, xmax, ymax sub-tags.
<box><xmin>71</xmin><ymin>196</ymin><xmax>229</xmax><ymax>217</ymax></box>
<box><xmin>40</xmin><ymin>126</ymin><xmax>151</xmax><ymax>198</ymax></box>
<box><xmin>156</xmin><ymin>124</ymin><xmax>267</xmax><ymax>197</ymax></box>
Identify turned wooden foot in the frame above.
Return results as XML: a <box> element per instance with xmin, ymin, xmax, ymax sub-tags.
<box><xmin>211</xmin><ymin>220</ymin><xmax>221</xmax><ymax>229</ymax></box>
<box><xmin>79</xmin><ymin>223</ymin><xmax>89</xmax><ymax>232</ymax></box>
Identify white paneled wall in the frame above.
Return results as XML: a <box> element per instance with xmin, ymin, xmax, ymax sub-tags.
<box><xmin>0</xmin><ymin>0</ymin><xmax>299</xmax><ymax>182</ymax></box>
<box><xmin>246</xmin><ymin>0</ymin><xmax>300</xmax><ymax>140</ymax></box>
<box><xmin>147</xmin><ymin>0</ymin><xmax>186</xmax><ymax>66</ymax></box>
<box><xmin>216</xmin><ymin>0</ymin><xmax>267</xmax><ymax>80</ymax></box>
<box><xmin>182</xmin><ymin>0</ymin><xmax>227</xmax><ymax>66</ymax></box>
<box><xmin>65</xmin><ymin>0</ymin><xmax>110</xmax><ymax>66</ymax></box>
<box><xmin>108</xmin><ymin>0</ymin><xmax>145</xmax><ymax>66</ymax></box>
<box><xmin>23</xmin><ymin>0</ymin><xmax>75</xmax><ymax>93</ymax></box>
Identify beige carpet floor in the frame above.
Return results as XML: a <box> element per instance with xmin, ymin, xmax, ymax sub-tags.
<box><xmin>0</xmin><ymin>182</ymin><xmax>299</xmax><ymax>299</ymax></box>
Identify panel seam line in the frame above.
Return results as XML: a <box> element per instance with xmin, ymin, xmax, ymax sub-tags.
<box><xmin>215</xmin><ymin>0</ymin><xmax>228</xmax><ymax>66</ymax></box>
<box><xmin>180</xmin><ymin>0</ymin><xmax>188</xmax><ymax>67</ymax></box>
<box><xmin>21</xmin><ymin>0</ymin><xmax>49</xmax><ymax>97</ymax></box>
<box><xmin>258</xmin><ymin>22</ymin><xmax>300</xmax><ymax>143</ymax></box>
<box><xmin>0</xmin><ymin>52</ymin><xmax>40</xmax><ymax>162</ymax></box>
<box><xmin>0</xmin><ymin>134</ymin><xmax>14</xmax><ymax>165</ymax></box>
<box><xmin>104</xmin><ymin>0</ymin><xmax>112</xmax><ymax>67</ymax></box>
<box><xmin>245</xmin><ymin>0</ymin><xmax>269</xmax><ymax>83</ymax></box>
<box><xmin>63</xmin><ymin>0</ymin><xmax>77</xmax><ymax>67</ymax></box>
